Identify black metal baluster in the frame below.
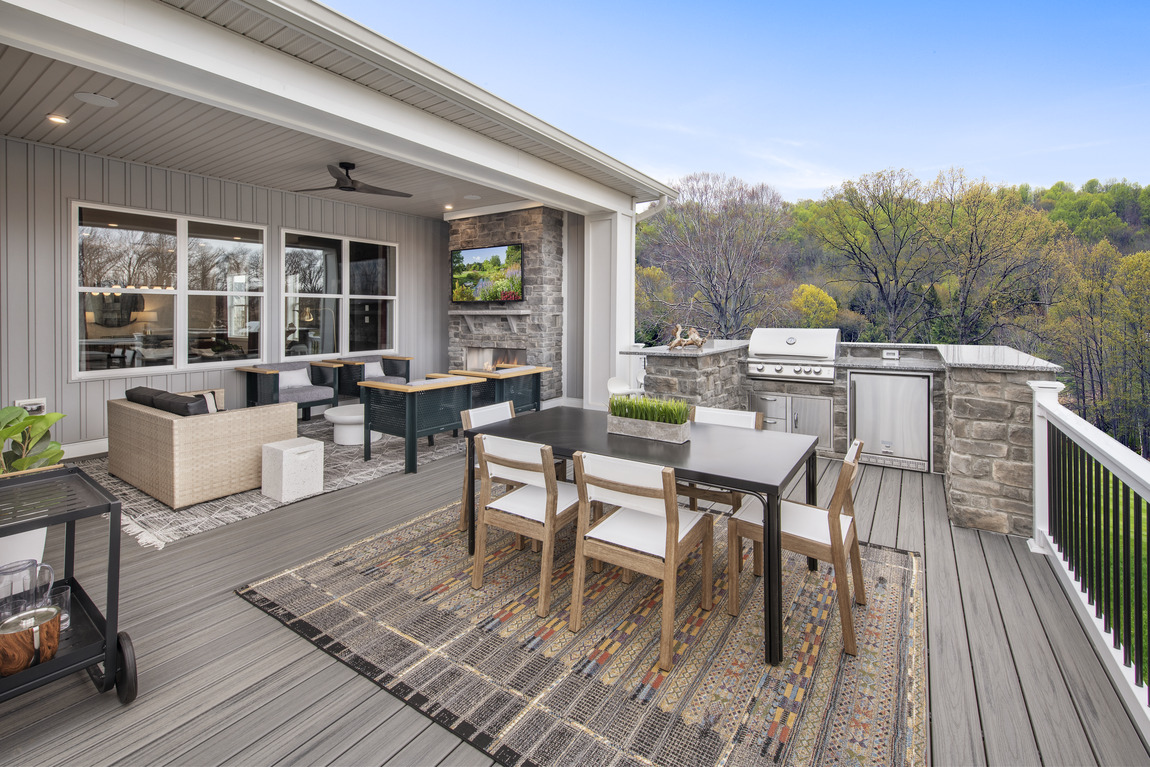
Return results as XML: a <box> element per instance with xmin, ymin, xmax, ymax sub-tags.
<box><xmin>1048</xmin><ymin>424</ymin><xmax>1058</xmax><ymax>546</ymax></box>
<box><xmin>1123</xmin><ymin>485</ymin><xmax>1132</xmax><ymax>666</ymax></box>
<box><xmin>1077</xmin><ymin>440</ymin><xmax>1086</xmax><ymax>583</ymax></box>
<box><xmin>1092</xmin><ymin>454</ymin><xmax>1103</xmax><ymax>614</ymax></box>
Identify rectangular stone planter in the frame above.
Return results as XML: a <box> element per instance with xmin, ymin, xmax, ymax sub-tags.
<box><xmin>607</xmin><ymin>415</ymin><xmax>690</xmax><ymax>444</ymax></box>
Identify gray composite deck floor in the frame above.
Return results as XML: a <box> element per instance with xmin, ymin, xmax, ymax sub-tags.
<box><xmin>0</xmin><ymin>452</ymin><xmax>1147</xmax><ymax>766</ymax></box>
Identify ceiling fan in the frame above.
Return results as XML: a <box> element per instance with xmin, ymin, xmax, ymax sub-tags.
<box><xmin>293</xmin><ymin>162</ymin><xmax>412</xmax><ymax>198</ymax></box>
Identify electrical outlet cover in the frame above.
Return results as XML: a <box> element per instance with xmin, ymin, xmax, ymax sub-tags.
<box><xmin>13</xmin><ymin>398</ymin><xmax>47</xmax><ymax>416</ymax></box>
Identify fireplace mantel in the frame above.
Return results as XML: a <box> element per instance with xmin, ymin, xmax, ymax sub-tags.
<box><xmin>448</xmin><ymin>308</ymin><xmax>531</xmax><ymax>333</ymax></box>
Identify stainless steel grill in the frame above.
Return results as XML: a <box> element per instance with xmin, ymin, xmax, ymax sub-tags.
<box><xmin>746</xmin><ymin>328</ymin><xmax>840</xmax><ymax>383</ymax></box>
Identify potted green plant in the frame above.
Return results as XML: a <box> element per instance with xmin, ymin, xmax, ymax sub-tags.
<box><xmin>0</xmin><ymin>407</ymin><xmax>66</xmax><ymax>565</ymax></box>
<box><xmin>607</xmin><ymin>394</ymin><xmax>691</xmax><ymax>444</ymax></box>
<box><xmin>1</xmin><ymin>407</ymin><xmax>66</xmax><ymax>475</ymax></box>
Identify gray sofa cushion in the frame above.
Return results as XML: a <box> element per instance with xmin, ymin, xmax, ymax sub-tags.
<box><xmin>277</xmin><ymin>385</ymin><xmax>334</xmax><ymax>404</ymax></box>
<box><xmin>152</xmin><ymin>392</ymin><xmax>210</xmax><ymax>416</ymax></box>
<box><xmin>125</xmin><ymin>386</ymin><xmax>166</xmax><ymax>408</ymax></box>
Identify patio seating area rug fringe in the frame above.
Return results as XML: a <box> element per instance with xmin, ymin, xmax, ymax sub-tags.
<box><xmin>237</xmin><ymin>505</ymin><xmax>927</xmax><ymax>767</ymax></box>
<box><xmin>76</xmin><ymin>420</ymin><xmax>465</xmax><ymax>550</ymax></box>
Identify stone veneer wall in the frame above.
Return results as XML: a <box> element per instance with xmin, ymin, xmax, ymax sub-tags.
<box><xmin>448</xmin><ymin>207</ymin><xmax>563</xmax><ymax>400</ymax></box>
<box><xmin>641</xmin><ymin>345</ymin><xmax>746</xmax><ymax>407</ymax></box>
<box><xmin>945</xmin><ymin>367</ymin><xmax>1057</xmax><ymax>535</ymax></box>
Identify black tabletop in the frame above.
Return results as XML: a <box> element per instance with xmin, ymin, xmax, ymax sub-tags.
<box><xmin>466</xmin><ymin>407</ymin><xmax>816</xmax><ymax>496</ymax></box>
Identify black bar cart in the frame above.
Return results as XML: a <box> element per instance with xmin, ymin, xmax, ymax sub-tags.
<box><xmin>0</xmin><ymin>465</ymin><xmax>137</xmax><ymax>704</ymax></box>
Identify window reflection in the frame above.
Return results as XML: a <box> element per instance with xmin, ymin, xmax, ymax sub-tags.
<box><xmin>187</xmin><ymin>296</ymin><xmax>261</xmax><ymax>364</ymax></box>
<box><xmin>188</xmin><ymin>222</ymin><xmax>264</xmax><ymax>291</ymax></box>
<box><xmin>285</xmin><ymin>234</ymin><xmax>341</xmax><ymax>294</ymax></box>
<box><xmin>78</xmin><ymin>209</ymin><xmax>177</xmax><ymax>289</ymax></box>
<box><xmin>285</xmin><ymin>297</ymin><xmax>339</xmax><ymax>356</ymax></box>
<box><xmin>349</xmin><ymin>299</ymin><xmax>392</xmax><ymax>352</ymax></box>
<box><xmin>349</xmin><ymin>241</ymin><xmax>393</xmax><ymax>296</ymax></box>
<box><xmin>79</xmin><ymin>294</ymin><xmax>175</xmax><ymax>371</ymax></box>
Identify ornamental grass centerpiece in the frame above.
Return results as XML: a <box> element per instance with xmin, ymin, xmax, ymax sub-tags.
<box><xmin>606</xmin><ymin>394</ymin><xmax>691</xmax><ymax>444</ymax></box>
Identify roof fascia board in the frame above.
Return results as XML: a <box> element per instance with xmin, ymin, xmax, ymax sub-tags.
<box><xmin>0</xmin><ymin>0</ymin><xmax>635</xmax><ymax>215</ymax></box>
<box><xmin>241</xmin><ymin>0</ymin><xmax>676</xmax><ymax>201</ymax></box>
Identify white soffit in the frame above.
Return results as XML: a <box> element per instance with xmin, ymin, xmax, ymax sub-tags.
<box><xmin>167</xmin><ymin>0</ymin><xmax>675</xmax><ymax>203</ymax></box>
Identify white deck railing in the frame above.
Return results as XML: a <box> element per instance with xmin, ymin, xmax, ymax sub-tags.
<box><xmin>1030</xmin><ymin>381</ymin><xmax>1150</xmax><ymax>739</ymax></box>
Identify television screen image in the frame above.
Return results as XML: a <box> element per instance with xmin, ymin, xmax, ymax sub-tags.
<box><xmin>451</xmin><ymin>243</ymin><xmax>523</xmax><ymax>302</ymax></box>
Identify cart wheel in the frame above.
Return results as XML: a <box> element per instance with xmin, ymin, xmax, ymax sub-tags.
<box><xmin>115</xmin><ymin>632</ymin><xmax>138</xmax><ymax>704</ymax></box>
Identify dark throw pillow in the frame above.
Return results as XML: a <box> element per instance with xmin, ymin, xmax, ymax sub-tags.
<box><xmin>152</xmin><ymin>392</ymin><xmax>210</xmax><ymax>417</ymax></box>
<box><xmin>125</xmin><ymin>386</ymin><xmax>167</xmax><ymax>408</ymax></box>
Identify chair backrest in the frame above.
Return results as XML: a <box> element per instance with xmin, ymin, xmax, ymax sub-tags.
<box><xmin>475</xmin><ymin>434</ymin><xmax>553</xmax><ymax>490</ymax></box>
<box><xmin>461</xmin><ymin>401</ymin><xmax>515</xmax><ymax>431</ymax></box>
<box><xmin>690</xmin><ymin>405</ymin><xmax>763</xmax><ymax>430</ymax></box>
<box><xmin>606</xmin><ymin>377</ymin><xmax>636</xmax><ymax>395</ymax></box>
<box><xmin>827</xmin><ymin>439</ymin><xmax>864</xmax><ymax>524</ymax></box>
<box><xmin>574</xmin><ymin>452</ymin><xmax>680</xmax><ymax>549</ymax></box>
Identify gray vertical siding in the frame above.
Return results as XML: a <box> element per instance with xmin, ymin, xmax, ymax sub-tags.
<box><xmin>0</xmin><ymin>136</ymin><xmax>449</xmax><ymax>445</ymax></box>
<box><xmin>565</xmin><ymin>213</ymin><xmax>585</xmax><ymax>399</ymax></box>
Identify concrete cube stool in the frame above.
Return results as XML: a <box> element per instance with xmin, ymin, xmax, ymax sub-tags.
<box><xmin>323</xmin><ymin>403</ymin><xmax>383</xmax><ymax>446</ymax></box>
<box><xmin>262</xmin><ymin>437</ymin><xmax>323</xmax><ymax>503</ymax></box>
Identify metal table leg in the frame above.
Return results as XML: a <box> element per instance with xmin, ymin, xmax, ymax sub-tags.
<box><xmin>466</xmin><ymin>434</ymin><xmax>476</xmax><ymax>556</ymax></box>
<box><xmin>765</xmin><ymin>486</ymin><xmax>782</xmax><ymax>665</ymax></box>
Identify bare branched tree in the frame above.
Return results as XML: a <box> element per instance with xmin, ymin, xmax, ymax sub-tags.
<box><xmin>639</xmin><ymin>172</ymin><xmax>789</xmax><ymax>339</ymax></box>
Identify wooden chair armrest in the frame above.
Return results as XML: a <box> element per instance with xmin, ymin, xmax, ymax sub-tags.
<box><xmin>379</xmin><ymin>355</ymin><xmax>414</xmax><ymax>361</ymax></box>
<box><xmin>309</xmin><ymin>361</ymin><xmax>341</xmax><ymax>368</ymax></box>
<box><xmin>236</xmin><ymin>366</ymin><xmax>278</xmax><ymax>375</ymax></box>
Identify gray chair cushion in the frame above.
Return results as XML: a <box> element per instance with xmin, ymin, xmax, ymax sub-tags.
<box><xmin>277</xmin><ymin>385</ymin><xmax>334</xmax><ymax>404</ymax></box>
<box><xmin>365</xmin><ymin>375</ymin><xmax>406</xmax><ymax>386</ymax></box>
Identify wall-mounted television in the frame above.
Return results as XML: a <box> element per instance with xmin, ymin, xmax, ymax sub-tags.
<box><xmin>451</xmin><ymin>243</ymin><xmax>524</xmax><ymax>302</ymax></box>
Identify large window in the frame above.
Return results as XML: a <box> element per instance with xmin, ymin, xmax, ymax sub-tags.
<box><xmin>75</xmin><ymin>205</ymin><xmax>265</xmax><ymax>375</ymax></box>
<box><xmin>283</xmin><ymin>232</ymin><xmax>397</xmax><ymax>358</ymax></box>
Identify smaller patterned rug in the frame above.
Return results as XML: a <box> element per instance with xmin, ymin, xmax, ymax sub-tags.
<box><xmin>238</xmin><ymin>506</ymin><xmax>927</xmax><ymax>766</ymax></box>
<box><xmin>77</xmin><ymin>420</ymin><xmax>465</xmax><ymax>549</ymax></box>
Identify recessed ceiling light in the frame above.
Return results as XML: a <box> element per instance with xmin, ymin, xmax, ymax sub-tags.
<box><xmin>463</xmin><ymin>194</ymin><xmax>481</xmax><ymax>200</ymax></box>
<box><xmin>46</xmin><ymin>114</ymin><xmax>69</xmax><ymax>124</ymax></box>
<box><xmin>108</xmin><ymin>222</ymin><xmax>119</xmax><ymax>227</ymax></box>
<box><xmin>444</xmin><ymin>204</ymin><xmax>454</xmax><ymax>210</ymax></box>
<box><xmin>73</xmin><ymin>92</ymin><xmax>119</xmax><ymax>108</ymax></box>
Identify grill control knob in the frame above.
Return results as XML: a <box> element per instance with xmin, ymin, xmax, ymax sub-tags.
<box><xmin>755</xmin><ymin>364</ymin><xmax>765</xmax><ymax>372</ymax></box>
<box><xmin>793</xmin><ymin>366</ymin><xmax>802</xmax><ymax>374</ymax></box>
<box><xmin>774</xmin><ymin>365</ymin><xmax>783</xmax><ymax>373</ymax></box>
<box><xmin>813</xmin><ymin>366</ymin><xmax>822</xmax><ymax>374</ymax></box>
<box><xmin>803</xmin><ymin>366</ymin><xmax>812</xmax><ymax>373</ymax></box>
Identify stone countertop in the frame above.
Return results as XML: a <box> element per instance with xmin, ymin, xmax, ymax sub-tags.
<box><xmin>622</xmin><ymin>340</ymin><xmax>749</xmax><ymax>358</ymax></box>
<box><xmin>837</xmin><ymin>356</ymin><xmax>946</xmax><ymax>373</ymax></box>
<box><xmin>934</xmin><ymin>344</ymin><xmax>1062</xmax><ymax>372</ymax></box>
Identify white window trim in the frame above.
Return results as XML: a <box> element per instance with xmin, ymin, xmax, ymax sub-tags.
<box><xmin>70</xmin><ymin>201</ymin><xmax>268</xmax><ymax>381</ymax></box>
<box><xmin>280</xmin><ymin>229</ymin><xmax>399</xmax><ymax>362</ymax></box>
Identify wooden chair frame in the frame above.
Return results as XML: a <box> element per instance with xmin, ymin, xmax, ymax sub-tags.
<box><xmin>570</xmin><ymin>451</ymin><xmax>713</xmax><ymax>671</ymax></box>
<box><xmin>471</xmin><ymin>435</ymin><xmax>578</xmax><ymax>618</ymax></box>
<box><xmin>727</xmin><ymin>439</ymin><xmax>867</xmax><ymax>655</ymax></box>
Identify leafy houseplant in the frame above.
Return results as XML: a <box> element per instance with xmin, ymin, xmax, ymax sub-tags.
<box><xmin>0</xmin><ymin>407</ymin><xmax>66</xmax><ymax>475</ymax></box>
<box><xmin>607</xmin><ymin>395</ymin><xmax>691</xmax><ymax>444</ymax></box>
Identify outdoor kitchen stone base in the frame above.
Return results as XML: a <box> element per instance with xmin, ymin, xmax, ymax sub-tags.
<box><xmin>628</xmin><ymin>340</ymin><xmax>748</xmax><ymax>408</ymax></box>
<box><xmin>945</xmin><ymin>367</ymin><xmax>1053</xmax><ymax>535</ymax></box>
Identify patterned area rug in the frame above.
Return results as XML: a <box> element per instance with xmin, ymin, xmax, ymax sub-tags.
<box><xmin>238</xmin><ymin>506</ymin><xmax>927</xmax><ymax>766</ymax></box>
<box><xmin>77</xmin><ymin>420</ymin><xmax>465</xmax><ymax>549</ymax></box>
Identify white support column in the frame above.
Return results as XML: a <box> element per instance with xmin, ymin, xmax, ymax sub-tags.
<box><xmin>582</xmin><ymin>209</ymin><xmax>635</xmax><ymax>410</ymax></box>
<box><xmin>1028</xmin><ymin>380</ymin><xmax>1065</xmax><ymax>555</ymax></box>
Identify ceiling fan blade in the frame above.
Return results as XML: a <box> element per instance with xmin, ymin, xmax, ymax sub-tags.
<box><xmin>326</xmin><ymin>164</ymin><xmax>353</xmax><ymax>184</ymax></box>
<box><xmin>292</xmin><ymin>185</ymin><xmax>337</xmax><ymax>193</ymax></box>
<box><xmin>353</xmin><ymin>180</ymin><xmax>413</xmax><ymax>198</ymax></box>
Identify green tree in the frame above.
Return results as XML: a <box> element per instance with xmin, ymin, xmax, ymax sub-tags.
<box><xmin>808</xmin><ymin>168</ymin><xmax>934</xmax><ymax>342</ymax></box>
<box><xmin>791</xmin><ymin>284</ymin><xmax>837</xmax><ymax>327</ymax></box>
<box><xmin>635</xmin><ymin>264</ymin><xmax>676</xmax><ymax>345</ymax></box>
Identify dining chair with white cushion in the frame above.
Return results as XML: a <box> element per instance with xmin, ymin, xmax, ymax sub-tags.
<box><xmin>606</xmin><ymin>376</ymin><xmax>641</xmax><ymax>397</ymax></box>
<box><xmin>678</xmin><ymin>406</ymin><xmax>763</xmax><ymax>511</ymax></box>
<box><xmin>471</xmin><ymin>434</ymin><xmax>580</xmax><ymax>618</ymax></box>
<box><xmin>726</xmin><ymin>439</ymin><xmax>866</xmax><ymax>655</ymax></box>
<box><xmin>569</xmin><ymin>451</ymin><xmax>713</xmax><ymax>671</ymax></box>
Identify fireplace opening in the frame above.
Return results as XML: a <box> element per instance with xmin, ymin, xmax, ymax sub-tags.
<box><xmin>466</xmin><ymin>347</ymin><xmax>527</xmax><ymax>372</ymax></box>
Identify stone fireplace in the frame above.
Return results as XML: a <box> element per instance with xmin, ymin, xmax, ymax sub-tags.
<box><xmin>448</xmin><ymin>207</ymin><xmax>564</xmax><ymax>399</ymax></box>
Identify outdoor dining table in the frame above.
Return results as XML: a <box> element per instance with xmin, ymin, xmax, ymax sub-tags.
<box><xmin>462</xmin><ymin>406</ymin><xmax>818</xmax><ymax>665</ymax></box>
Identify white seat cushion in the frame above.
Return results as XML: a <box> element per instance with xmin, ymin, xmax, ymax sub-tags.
<box><xmin>487</xmin><ymin>483</ymin><xmax>579</xmax><ymax>523</ymax></box>
<box><xmin>733</xmin><ymin>497</ymin><xmax>853</xmax><ymax>547</ymax></box>
<box><xmin>586</xmin><ymin>507</ymin><xmax>706</xmax><ymax>559</ymax></box>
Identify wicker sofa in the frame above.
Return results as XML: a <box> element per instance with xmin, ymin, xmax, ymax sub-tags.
<box><xmin>107</xmin><ymin>389</ymin><xmax>297</xmax><ymax>508</ymax></box>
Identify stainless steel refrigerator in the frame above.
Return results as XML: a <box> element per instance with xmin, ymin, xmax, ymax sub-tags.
<box><xmin>849</xmin><ymin>372</ymin><xmax>931</xmax><ymax>471</ymax></box>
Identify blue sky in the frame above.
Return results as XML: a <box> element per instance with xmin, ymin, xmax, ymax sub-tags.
<box><xmin>322</xmin><ymin>0</ymin><xmax>1148</xmax><ymax>202</ymax></box>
